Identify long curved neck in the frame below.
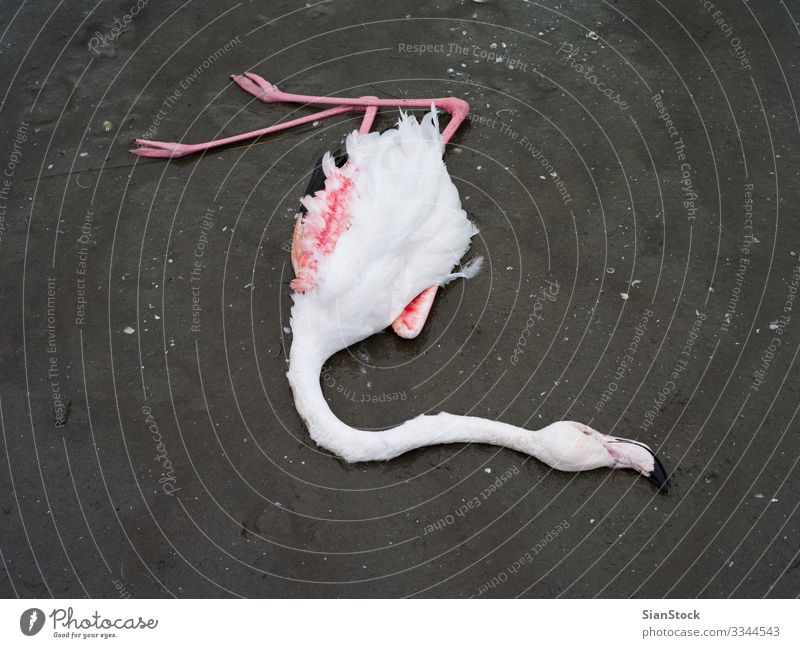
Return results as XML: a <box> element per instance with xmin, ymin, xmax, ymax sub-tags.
<box><xmin>284</xmin><ymin>323</ymin><xmax>665</xmax><ymax>490</ymax></box>
<box><xmin>286</xmin><ymin>333</ymin><xmax>544</xmax><ymax>463</ymax></box>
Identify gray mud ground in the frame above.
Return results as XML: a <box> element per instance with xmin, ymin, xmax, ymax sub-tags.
<box><xmin>1</xmin><ymin>0</ymin><xmax>799</xmax><ymax>598</ymax></box>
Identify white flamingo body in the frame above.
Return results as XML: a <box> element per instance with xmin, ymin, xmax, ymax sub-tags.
<box><xmin>290</xmin><ymin>110</ymin><xmax>480</xmax><ymax>355</ymax></box>
<box><xmin>132</xmin><ymin>74</ymin><xmax>671</xmax><ymax>492</ymax></box>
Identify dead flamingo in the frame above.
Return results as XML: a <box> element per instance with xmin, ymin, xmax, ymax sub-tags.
<box><xmin>131</xmin><ymin>72</ymin><xmax>671</xmax><ymax>492</ymax></box>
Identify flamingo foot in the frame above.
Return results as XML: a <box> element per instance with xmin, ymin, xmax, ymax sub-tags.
<box><xmin>129</xmin><ymin>139</ymin><xmax>199</xmax><ymax>159</ymax></box>
<box><xmin>392</xmin><ymin>286</ymin><xmax>438</xmax><ymax>339</ymax></box>
<box><xmin>231</xmin><ymin>72</ymin><xmax>283</xmax><ymax>103</ymax></box>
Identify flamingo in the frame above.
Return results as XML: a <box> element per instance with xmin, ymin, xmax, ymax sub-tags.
<box><xmin>131</xmin><ymin>72</ymin><xmax>671</xmax><ymax>493</ymax></box>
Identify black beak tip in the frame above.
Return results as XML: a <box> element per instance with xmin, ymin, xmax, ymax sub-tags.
<box><xmin>648</xmin><ymin>455</ymin><xmax>671</xmax><ymax>494</ymax></box>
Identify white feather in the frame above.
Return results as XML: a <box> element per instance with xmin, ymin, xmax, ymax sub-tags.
<box><xmin>291</xmin><ymin>109</ymin><xmax>479</xmax><ymax>355</ymax></box>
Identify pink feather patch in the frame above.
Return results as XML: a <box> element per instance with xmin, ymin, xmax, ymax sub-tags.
<box><xmin>290</xmin><ymin>159</ymin><xmax>357</xmax><ymax>292</ymax></box>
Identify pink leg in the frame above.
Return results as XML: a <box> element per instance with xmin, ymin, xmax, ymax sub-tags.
<box><xmin>359</xmin><ymin>99</ymin><xmax>378</xmax><ymax>134</ymax></box>
<box><xmin>130</xmin><ymin>93</ymin><xmax>384</xmax><ymax>159</ymax></box>
<box><xmin>129</xmin><ymin>104</ymin><xmax>358</xmax><ymax>158</ymax></box>
<box><xmin>232</xmin><ymin>72</ymin><xmax>469</xmax><ymax>144</ymax></box>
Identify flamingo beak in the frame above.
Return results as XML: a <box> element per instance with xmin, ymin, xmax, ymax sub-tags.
<box><xmin>648</xmin><ymin>455</ymin><xmax>671</xmax><ymax>494</ymax></box>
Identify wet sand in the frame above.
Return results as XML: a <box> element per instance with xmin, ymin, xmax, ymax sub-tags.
<box><xmin>0</xmin><ymin>0</ymin><xmax>798</xmax><ymax>597</ymax></box>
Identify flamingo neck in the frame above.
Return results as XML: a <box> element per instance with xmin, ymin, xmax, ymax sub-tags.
<box><xmin>286</xmin><ymin>330</ymin><xmax>546</xmax><ymax>463</ymax></box>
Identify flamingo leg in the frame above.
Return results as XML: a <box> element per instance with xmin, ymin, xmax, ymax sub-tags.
<box><xmin>130</xmin><ymin>90</ymin><xmax>386</xmax><ymax>159</ymax></box>
<box><xmin>231</xmin><ymin>72</ymin><xmax>469</xmax><ymax>144</ymax></box>
<box><xmin>359</xmin><ymin>100</ymin><xmax>379</xmax><ymax>134</ymax></box>
<box><xmin>129</xmin><ymin>104</ymin><xmax>363</xmax><ymax>158</ymax></box>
